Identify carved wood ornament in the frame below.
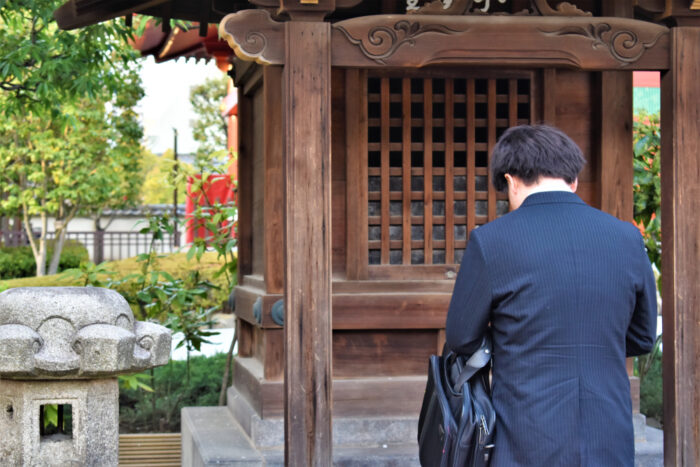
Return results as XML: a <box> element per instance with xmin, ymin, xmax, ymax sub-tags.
<box><xmin>410</xmin><ymin>0</ymin><xmax>592</xmax><ymax>16</ymax></box>
<box><xmin>219</xmin><ymin>9</ymin><xmax>284</xmax><ymax>65</ymax></box>
<box><xmin>219</xmin><ymin>10</ymin><xmax>670</xmax><ymax>71</ymax></box>
<box><xmin>332</xmin><ymin>16</ymin><xmax>669</xmax><ymax>69</ymax></box>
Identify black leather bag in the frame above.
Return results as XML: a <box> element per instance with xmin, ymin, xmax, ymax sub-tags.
<box><xmin>417</xmin><ymin>336</ymin><xmax>496</xmax><ymax>467</ymax></box>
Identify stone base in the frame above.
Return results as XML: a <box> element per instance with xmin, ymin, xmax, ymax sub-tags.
<box><xmin>181</xmin><ymin>386</ymin><xmax>663</xmax><ymax>466</ymax></box>
<box><xmin>226</xmin><ymin>385</ymin><xmax>417</xmax><ymax>449</ymax></box>
<box><xmin>181</xmin><ymin>407</ymin><xmax>419</xmax><ymax>467</ymax></box>
<box><xmin>181</xmin><ymin>385</ymin><xmax>420</xmax><ymax>466</ymax></box>
<box><xmin>0</xmin><ymin>378</ymin><xmax>118</xmax><ymax>466</ymax></box>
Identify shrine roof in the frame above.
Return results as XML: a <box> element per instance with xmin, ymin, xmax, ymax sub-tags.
<box><xmin>131</xmin><ymin>22</ymin><xmax>230</xmax><ymax>63</ymax></box>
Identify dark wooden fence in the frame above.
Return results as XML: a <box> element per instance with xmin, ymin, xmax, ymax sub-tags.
<box><xmin>0</xmin><ymin>229</ymin><xmax>182</xmax><ymax>264</ymax></box>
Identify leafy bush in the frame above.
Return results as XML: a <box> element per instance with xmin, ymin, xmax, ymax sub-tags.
<box><xmin>58</xmin><ymin>241</ymin><xmax>90</xmax><ymax>270</ymax></box>
<box><xmin>119</xmin><ymin>353</ymin><xmax>227</xmax><ymax>433</ymax></box>
<box><xmin>0</xmin><ymin>240</ymin><xmax>88</xmax><ymax>279</ymax></box>
<box><xmin>640</xmin><ymin>349</ymin><xmax>663</xmax><ymax>425</ymax></box>
<box><xmin>0</xmin><ymin>246</ymin><xmax>35</xmax><ymax>279</ymax></box>
<box><xmin>1</xmin><ymin>251</ymin><xmax>230</xmax><ymax>325</ymax></box>
<box><xmin>633</xmin><ymin>111</ymin><xmax>661</xmax><ymax>276</ymax></box>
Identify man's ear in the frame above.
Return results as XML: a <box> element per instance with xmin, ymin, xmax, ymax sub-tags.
<box><xmin>504</xmin><ymin>174</ymin><xmax>515</xmax><ymax>193</ymax></box>
<box><xmin>570</xmin><ymin>178</ymin><xmax>579</xmax><ymax>193</ymax></box>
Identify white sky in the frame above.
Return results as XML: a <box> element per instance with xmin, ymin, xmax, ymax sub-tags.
<box><xmin>137</xmin><ymin>55</ymin><xmax>223</xmax><ymax>155</ymax></box>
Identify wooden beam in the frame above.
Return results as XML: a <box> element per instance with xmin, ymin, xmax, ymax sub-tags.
<box><xmin>332</xmin><ymin>15</ymin><xmax>670</xmax><ymax>70</ymax></box>
<box><xmin>283</xmin><ymin>20</ymin><xmax>333</xmax><ymax>466</ymax></box>
<box><xmin>220</xmin><ymin>12</ymin><xmax>671</xmax><ymax>71</ymax></box>
<box><xmin>660</xmin><ymin>26</ymin><xmax>700</xmax><ymax>467</ymax></box>
<box><xmin>54</xmin><ymin>0</ymin><xmax>167</xmax><ymax>30</ymax></box>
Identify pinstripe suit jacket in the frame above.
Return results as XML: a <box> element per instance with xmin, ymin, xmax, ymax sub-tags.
<box><xmin>445</xmin><ymin>191</ymin><xmax>657</xmax><ymax>467</ymax></box>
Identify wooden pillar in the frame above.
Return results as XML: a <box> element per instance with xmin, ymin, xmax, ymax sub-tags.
<box><xmin>660</xmin><ymin>26</ymin><xmax>700</xmax><ymax>467</ymax></box>
<box><xmin>283</xmin><ymin>20</ymin><xmax>333</xmax><ymax>466</ymax></box>
<box><xmin>600</xmin><ymin>0</ymin><xmax>634</xmax><ymax>222</ymax></box>
<box><xmin>599</xmin><ymin>71</ymin><xmax>633</xmax><ymax>221</ymax></box>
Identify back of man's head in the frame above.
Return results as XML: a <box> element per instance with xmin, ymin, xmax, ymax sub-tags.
<box><xmin>490</xmin><ymin>125</ymin><xmax>586</xmax><ymax>192</ymax></box>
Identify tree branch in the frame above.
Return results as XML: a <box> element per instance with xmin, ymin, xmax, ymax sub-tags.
<box><xmin>21</xmin><ymin>203</ymin><xmax>39</xmax><ymax>261</ymax></box>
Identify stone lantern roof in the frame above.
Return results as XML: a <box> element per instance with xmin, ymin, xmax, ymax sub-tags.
<box><xmin>0</xmin><ymin>287</ymin><xmax>171</xmax><ymax>379</ymax></box>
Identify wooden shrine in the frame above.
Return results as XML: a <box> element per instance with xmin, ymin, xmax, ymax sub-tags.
<box><xmin>54</xmin><ymin>0</ymin><xmax>700</xmax><ymax>465</ymax></box>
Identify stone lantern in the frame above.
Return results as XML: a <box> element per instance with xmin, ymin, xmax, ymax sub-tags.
<box><xmin>0</xmin><ymin>287</ymin><xmax>171</xmax><ymax>466</ymax></box>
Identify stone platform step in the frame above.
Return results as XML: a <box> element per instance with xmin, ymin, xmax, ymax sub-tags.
<box><xmin>634</xmin><ymin>424</ymin><xmax>663</xmax><ymax>467</ymax></box>
<box><xmin>182</xmin><ymin>406</ymin><xmax>663</xmax><ymax>467</ymax></box>
<box><xmin>181</xmin><ymin>407</ymin><xmax>420</xmax><ymax>466</ymax></box>
<box><xmin>258</xmin><ymin>444</ymin><xmax>420</xmax><ymax>466</ymax></box>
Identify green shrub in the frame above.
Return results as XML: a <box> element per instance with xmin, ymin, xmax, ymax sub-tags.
<box><xmin>58</xmin><ymin>240</ymin><xmax>89</xmax><ymax>270</ymax></box>
<box><xmin>640</xmin><ymin>350</ymin><xmax>663</xmax><ymax>426</ymax></box>
<box><xmin>0</xmin><ymin>239</ymin><xmax>89</xmax><ymax>279</ymax></box>
<box><xmin>119</xmin><ymin>353</ymin><xmax>227</xmax><ymax>433</ymax></box>
<box><xmin>0</xmin><ymin>246</ymin><xmax>35</xmax><ymax>279</ymax></box>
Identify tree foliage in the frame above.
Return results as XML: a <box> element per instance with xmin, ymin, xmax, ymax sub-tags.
<box><xmin>0</xmin><ymin>0</ymin><xmax>139</xmax><ymax>116</ymax></box>
<box><xmin>139</xmin><ymin>149</ymin><xmax>190</xmax><ymax>205</ymax></box>
<box><xmin>633</xmin><ymin>111</ymin><xmax>661</xmax><ymax>272</ymax></box>
<box><xmin>0</xmin><ymin>0</ymin><xmax>145</xmax><ymax>275</ymax></box>
<box><xmin>189</xmin><ymin>75</ymin><xmax>229</xmax><ymax>160</ymax></box>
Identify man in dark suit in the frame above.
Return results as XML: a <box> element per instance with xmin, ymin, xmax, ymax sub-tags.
<box><xmin>446</xmin><ymin>125</ymin><xmax>657</xmax><ymax>466</ymax></box>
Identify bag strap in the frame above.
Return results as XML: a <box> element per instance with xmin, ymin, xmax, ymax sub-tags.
<box><xmin>453</xmin><ymin>336</ymin><xmax>492</xmax><ymax>390</ymax></box>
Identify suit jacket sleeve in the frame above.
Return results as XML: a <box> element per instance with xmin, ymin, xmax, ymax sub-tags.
<box><xmin>445</xmin><ymin>231</ymin><xmax>492</xmax><ymax>356</ymax></box>
<box><xmin>625</xmin><ymin>234</ymin><xmax>658</xmax><ymax>357</ymax></box>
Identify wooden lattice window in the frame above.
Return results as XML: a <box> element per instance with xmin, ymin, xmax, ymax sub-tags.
<box><xmin>366</xmin><ymin>74</ymin><xmax>532</xmax><ymax>268</ymax></box>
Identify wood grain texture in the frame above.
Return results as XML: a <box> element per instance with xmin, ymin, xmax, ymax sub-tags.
<box><xmin>332</xmin><ymin>330</ymin><xmax>436</xmax><ymax>377</ymax></box>
<box><xmin>344</xmin><ymin>69</ymin><xmax>368</xmax><ymax>280</ymax></box>
<box><xmin>332</xmin><ymin>291</ymin><xmax>451</xmax><ymax>329</ymax></box>
<box><xmin>332</xmin><ymin>68</ymin><xmax>348</xmax><ymax>276</ymax></box>
<box><xmin>332</xmin><ymin>15</ymin><xmax>670</xmax><ymax>70</ymax></box>
<box><xmin>542</xmin><ymin>69</ymin><xmax>557</xmax><ymax>125</ymax></box>
<box><xmin>660</xmin><ymin>26</ymin><xmax>700</xmax><ymax>467</ymax></box>
<box><xmin>599</xmin><ymin>0</ymin><xmax>634</xmax><ymax>221</ymax></box>
<box><xmin>599</xmin><ymin>71</ymin><xmax>633</xmax><ymax>222</ymax></box>
<box><xmin>237</xmin><ymin>94</ymin><xmax>254</xmax><ymax>277</ymax></box>
<box><xmin>283</xmin><ymin>21</ymin><xmax>333</xmax><ymax>466</ymax></box>
<box><xmin>509</xmin><ymin>78</ymin><xmax>518</xmax><ymax>127</ymax></box>
<box><xmin>233</xmin><ymin>284</ymin><xmax>283</xmax><ymax>327</ymax></box>
<box><xmin>554</xmin><ymin>70</ymin><xmax>599</xmax><ymax>207</ymax></box>
<box><xmin>252</xmin><ymin>91</ymin><xmax>265</xmax><ymax>277</ymax></box>
<box><xmin>220</xmin><ymin>12</ymin><xmax>670</xmax><ymax>70</ymax></box>
<box><xmin>119</xmin><ymin>433</ymin><xmax>180</xmax><ymax>466</ymax></box>
<box><xmin>219</xmin><ymin>9</ymin><xmax>285</xmax><ymax>65</ymax></box>
<box><xmin>233</xmin><ymin>281</ymin><xmax>453</xmax><ymax>330</ymax></box>
<box><xmin>263</xmin><ymin>66</ymin><xmax>285</xmax><ymax>293</ymax></box>
<box><xmin>234</xmin><ymin>355</ymin><xmax>427</xmax><ymax>418</ymax></box>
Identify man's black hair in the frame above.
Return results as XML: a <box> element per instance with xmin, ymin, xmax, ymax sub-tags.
<box><xmin>490</xmin><ymin>124</ymin><xmax>586</xmax><ymax>192</ymax></box>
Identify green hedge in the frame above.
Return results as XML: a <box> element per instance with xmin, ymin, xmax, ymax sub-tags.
<box><xmin>640</xmin><ymin>351</ymin><xmax>663</xmax><ymax>426</ymax></box>
<box><xmin>0</xmin><ymin>240</ymin><xmax>89</xmax><ymax>279</ymax></box>
<box><xmin>1</xmin><ymin>252</ymin><xmax>232</xmax><ymax>320</ymax></box>
<box><xmin>119</xmin><ymin>353</ymin><xmax>227</xmax><ymax>433</ymax></box>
